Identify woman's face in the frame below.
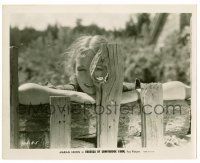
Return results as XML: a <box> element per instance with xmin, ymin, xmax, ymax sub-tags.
<box><xmin>75</xmin><ymin>50</ymin><xmax>103</xmax><ymax>95</ymax></box>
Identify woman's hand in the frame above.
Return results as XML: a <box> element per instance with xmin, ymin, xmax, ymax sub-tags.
<box><xmin>19</xmin><ymin>83</ymin><xmax>95</xmax><ymax>105</ymax></box>
<box><xmin>67</xmin><ymin>91</ymin><xmax>95</xmax><ymax>104</ymax></box>
<box><xmin>121</xmin><ymin>90</ymin><xmax>139</xmax><ymax>104</ymax></box>
<box><xmin>18</xmin><ymin>81</ymin><xmax>190</xmax><ymax>105</ymax></box>
<box><xmin>120</xmin><ymin>81</ymin><xmax>191</xmax><ymax>104</ymax></box>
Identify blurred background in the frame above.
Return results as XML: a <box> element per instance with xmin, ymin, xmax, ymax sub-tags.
<box><xmin>10</xmin><ymin>13</ymin><xmax>191</xmax><ymax>86</ymax></box>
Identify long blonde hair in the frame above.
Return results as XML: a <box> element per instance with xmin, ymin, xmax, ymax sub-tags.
<box><xmin>64</xmin><ymin>35</ymin><xmax>108</xmax><ymax>89</ymax></box>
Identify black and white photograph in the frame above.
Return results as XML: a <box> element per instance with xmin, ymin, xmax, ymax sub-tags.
<box><xmin>2</xmin><ymin>5</ymin><xmax>196</xmax><ymax>159</ymax></box>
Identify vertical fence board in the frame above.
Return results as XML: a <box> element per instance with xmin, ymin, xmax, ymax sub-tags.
<box><xmin>141</xmin><ymin>83</ymin><xmax>164</xmax><ymax>147</ymax></box>
<box><xmin>50</xmin><ymin>96</ymin><xmax>71</xmax><ymax>148</ymax></box>
<box><xmin>10</xmin><ymin>46</ymin><xmax>19</xmax><ymax>148</ymax></box>
<box><xmin>91</xmin><ymin>44</ymin><xmax>124</xmax><ymax>148</ymax></box>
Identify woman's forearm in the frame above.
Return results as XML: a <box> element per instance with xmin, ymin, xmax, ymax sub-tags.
<box><xmin>19</xmin><ymin>81</ymin><xmax>190</xmax><ymax>105</ymax></box>
<box><xmin>18</xmin><ymin>83</ymin><xmax>95</xmax><ymax>105</ymax></box>
<box><xmin>19</xmin><ymin>83</ymin><xmax>49</xmax><ymax>105</ymax></box>
<box><xmin>162</xmin><ymin>81</ymin><xmax>191</xmax><ymax>100</ymax></box>
<box><xmin>121</xmin><ymin>81</ymin><xmax>191</xmax><ymax>103</ymax></box>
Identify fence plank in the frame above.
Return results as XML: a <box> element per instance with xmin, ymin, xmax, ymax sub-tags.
<box><xmin>91</xmin><ymin>43</ymin><xmax>124</xmax><ymax>148</ymax></box>
<box><xmin>10</xmin><ymin>46</ymin><xmax>19</xmax><ymax>148</ymax></box>
<box><xmin>50</xmin><ymin>96</ymin><xmax>71</xmax><ymax>148</ymax></box>
<box><xmin>140</xmin><ymin>83</ymin><xmax>164</xmax><ymax>147</ymax></box>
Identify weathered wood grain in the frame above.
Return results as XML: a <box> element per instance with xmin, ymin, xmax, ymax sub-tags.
<box><xmin>18</xmin><ymin>98</ymin><xmax>190</xmax><ymax>148</ymax></box>
<box><xmin>140</xmin><ymin>83</ymin><xmax>164</xmax><ymax>147</ymax></box>
<box><xmin>10</xmin><ymin>46</ymin><xmax>19</xmax><ymax>148</ymax></box>
<box><xmin>50</xmin><ymin>96</ymin><xmax>71</xmax><ymax>148</ymax></box>
<box><xmin>91</xmin><ymin>43</ymin><xmax>124</xmax><ymax>148</ymax></box>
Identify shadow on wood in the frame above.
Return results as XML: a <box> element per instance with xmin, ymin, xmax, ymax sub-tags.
<box><xmin>90</xmin><ymin>43</ymin><xmax>124</xmax><ymax>148</ymax></box>
<box><xmin>10</xmin><ymin>46</ymin><xmax>19</xmax><ymax>148</ymax></box>
<box><xmin>140</xmin><ymin>83</ymin><xmax>164</xmax><ymax>147</ymax></box>
<box><xmin>50</xmin><ymin>96</ymin><xmax>71</xmax><ymax>148</ymax></box>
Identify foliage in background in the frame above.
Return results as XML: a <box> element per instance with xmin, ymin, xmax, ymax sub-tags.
<box><xmin>10</xmin><ymin>14</ymin><xmax>191</xmax><ymax>86</ymax></box>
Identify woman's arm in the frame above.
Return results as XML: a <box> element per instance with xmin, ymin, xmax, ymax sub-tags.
<box><xmin>162</xmin><ymin>81</ymin><xmax>191</xmax><ymax>100</ymax></box>
<box><xmin>19</xmin><ymin>83</ymin><xmax>95</xmax><ymax>105</ymax></box>
<box><xmin>121</xmin><ymin>81</ymin><xmax>191</xmax><ymax>104</ymax></box>
<box><xmin>19</xmin><ymin>81</ymin><xmax>190</xmax><ymax>105</ymax></box>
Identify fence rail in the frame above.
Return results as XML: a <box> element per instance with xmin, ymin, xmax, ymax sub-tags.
<box><xmin>48</xmin><ymin>82</ymin><xmax>164</xmax><ymax>148</ymax></box>
<box><xmin>10</xmin><ymin>43</ymin><xmax>190</xmax><ymax>149</ymax></box>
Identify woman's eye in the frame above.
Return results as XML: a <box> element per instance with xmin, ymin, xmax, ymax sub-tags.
<box><xmin>96</xmin><ymin>67</ymin><xmax>103</xmax><ymax>71</ymax></box>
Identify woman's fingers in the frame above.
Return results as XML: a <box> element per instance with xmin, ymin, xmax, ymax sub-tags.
<box><xmin>121</xmin><ymin>90</ymin><xmax>140</xmax><ymax>104</ymax></box>
<box><xmin>70</xmin><ymin>90</ymin><xmax>140</xmax><ymax>104</ymax></box>
<box><xmin>70</xmin><ymin>92</ymin><xmax>96</xmax><ymax>104</ymax></box>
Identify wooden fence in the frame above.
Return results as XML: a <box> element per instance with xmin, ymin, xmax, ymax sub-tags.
<box><xmin>10</xmin><ymin>43</ymin><xmax>190</xmax><ymax>149</ymax></box>
<box><xmin>49</xmin><ymin>82</ymin><xmax>164</xmax><ymax>148</ymax></box>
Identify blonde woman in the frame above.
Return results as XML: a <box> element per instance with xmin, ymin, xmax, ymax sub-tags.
<box><xmin>19</xmin><ymin>35</ymin><xmax>191</xmax><ymax>105</ymax></box>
